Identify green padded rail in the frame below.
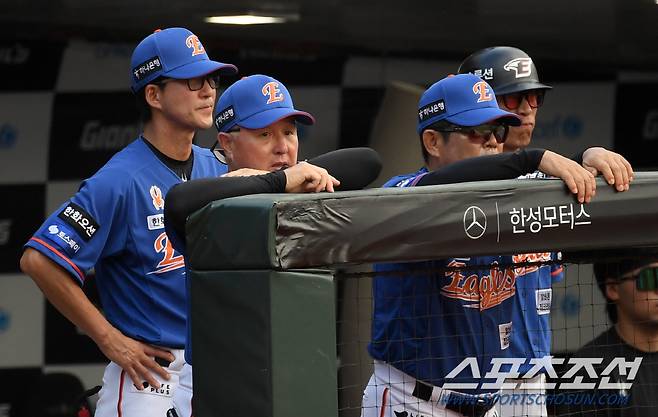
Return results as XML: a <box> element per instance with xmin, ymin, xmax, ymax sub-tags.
<box><xmin>187</xmin><ymin>172</ymin><xmax>658</xmax><ymax>270</ymax></box>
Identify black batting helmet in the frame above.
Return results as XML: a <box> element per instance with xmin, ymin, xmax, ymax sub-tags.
<box><xmin>458</xmin><ymin>46</ymin><xmax>552</xmax><ymax>95</ymax></box>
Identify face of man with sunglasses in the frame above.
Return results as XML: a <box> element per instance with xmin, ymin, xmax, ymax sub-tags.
<box><xmin>607</xmin><ymin>263</ymin><xmax>658</xmax><ymax>343</ymax></box>
<box><xmin>422</xmin><ymin>122</ymin><xmax>510</xmax><ymax>170</ymax></box>
<box><xmin>496</xmin><ymin>89</ymin><xmax>546</xmax><ymax>153</ymax></box>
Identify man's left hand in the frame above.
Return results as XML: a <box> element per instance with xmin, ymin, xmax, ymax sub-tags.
<box><xmin>582</xmin><ymin>147</ymin><xmax>634</xmax><ymax>192</ymax></box>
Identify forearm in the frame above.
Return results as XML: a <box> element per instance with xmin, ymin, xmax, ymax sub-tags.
<box><xmin>20</xmin><ymin>248</ymin><xmax>116</xmax><ymax>350</ymax></box>
<box><xmin>417</xmin><ymin>148</ymin><xmax>546</xmax><ymax>186</ymax></box>
<box><xmin>165</xmin><ymin>171</ymin><xmax>287</xmax><ymax>238</ymax></box>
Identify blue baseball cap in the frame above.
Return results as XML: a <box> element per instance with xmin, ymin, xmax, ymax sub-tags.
<box><xmin>214</xmin><ymin>74</ymin><xmax>315</xmax><ymax>132</ymax></box>
<box><xmin>130</xmin><ymin>27</ymin><xmax>238</xmax><ymax>92</ymax></box>
<box><xmin>417</xmin><ymin>74</ymin><xmax>521</xmax><ymax>134</ymax></box>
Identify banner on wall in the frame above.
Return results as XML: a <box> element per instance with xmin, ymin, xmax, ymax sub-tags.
<box><xmin>56</xmin><ymin>41</ymin><xmax>134</xmax><ymax>92</ymax></box>
<box><xmin>0</xmin><ymin>41</ymin><xmax>63</xmax><ymax>91</ymax></box>
<box><xmin>0</xmin><ymin>92</ymin><xmax>53</xmax><ymax>184</ymax></box>
<box><xmin>49</xmin><ymin>92</ymin><xmax>141</xmax><ymax>180</ymax></box>
<box><xmin>0</xmin><ymin>275</ymin><xmax>45</xmax><ymax>367</ymax></box>
<box><xmin>531</xmin><ymin>82</ymin><xmax>615</xmax><ymax>157</ymax></box>
<box><xmin>0</xmin><ymin>185</ymin><xmax>45</xmax><ymax>273</ymax></box>
<box><xmin>614</xmin><ymin>82</ymin><xmax>658</xmax><ymax>169</ymax></box>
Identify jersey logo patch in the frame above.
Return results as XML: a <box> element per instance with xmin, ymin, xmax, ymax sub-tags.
<box><xmin>148</xmin><ymin>232</ymin><xmax>185</xmax><ymax>275</ymax></box>
<box><xmin>498</xmin><ymin>321</ymin><xmax>512</xmax><ymax>350</ymax></box>
<box><xmin>150</xmin><ymin>186</ymin><xmax>165</xmax><ymax>210</ymax></box>
<box><xmin>536</xmin><ymin>288</ymin><xmax>552</xmax><ymax>315</ymax></box>
<box><xmin>441</xmin><ymin>260</ymin><xmax>516</xmax><ymax>311</ymax></box>
<box><xmin>57</xmin><ymin>202</ymin><xmax>99</xmax><ymax>241</ymax></box>
<box><xmin>147</xmin><ymin>214</ymin><xmax>165</xmax><ymax>230</ymax></box>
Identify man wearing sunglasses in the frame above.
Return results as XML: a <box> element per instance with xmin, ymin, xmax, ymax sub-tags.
<box><xmin>20</xmin><ymin>27</ymin><xmax>237</xmax><ymax>417</ymax></box>
<box><xmin>458</xmin><ymin>46</ymin><xmax>635</xmax><ymax>417</ymax></box>
<box><xmin>560</xmin><ymin>259</ymin><xmax>658</xmax><ymax>416</ymax></box>
<box><xmin>362</xmin><ymin>74</ymin><xmax>598</xmax><ymax>417</ymax></box>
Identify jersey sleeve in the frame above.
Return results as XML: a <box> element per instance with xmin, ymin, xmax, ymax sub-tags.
<box><xmin>551</xmin><ymin>252</ymin><xmax>564</xmax><ymax>283</ymax></box>
<box><xmin>24</xmin><ymin>171</ymin><xmax>129</xmax><ymax>286</ymax></box>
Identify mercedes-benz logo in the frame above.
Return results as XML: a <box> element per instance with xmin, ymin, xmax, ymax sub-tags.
<box><xmin>463</xmin><ymin>206</ymin><xmax>487</xmax><ymax>239</ymax></box>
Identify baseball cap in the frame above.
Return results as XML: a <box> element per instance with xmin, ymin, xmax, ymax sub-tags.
<box><xmin>214</xmin><ymin>74</ymin><xmax>315</xmax><ymax>133</ymax></box>
<box><xmin>458</xmin><ymin>46</ymin><xmax>552</xmax><ymax>95</ymax></box>
<box><xmin>417</xmin><ymin>74</ymin><xmax>521</xmax><ymax>135</ymax></box>
<box><xmin>130</xmin><ymin>27</ymin><xmax>238</xmax><ymax>93</ymax></box>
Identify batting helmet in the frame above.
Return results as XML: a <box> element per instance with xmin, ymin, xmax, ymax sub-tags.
<box><xmin>458</xmin><ymin>46</ymin><xmax>552</xmax><ymax>95</ymax></box>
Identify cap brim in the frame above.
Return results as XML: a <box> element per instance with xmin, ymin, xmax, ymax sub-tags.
<box><xmin>447</xmin><ymin>107</ymin><xmax>521</xmax><ymax>127</ymax></box>
<box><xmin>165</xmin><ymin>60</ymin><xmax>238</xmax><ymax>79</ymax></box>
<box><xmin>238</xmin><ymin>108</ymin><xmax>315</xmax><ymax>129</ymax></box>
<box><xmin>495</xmin><ymin>82</ymin><xmax>552</xmax><ymax>96</ymax></box>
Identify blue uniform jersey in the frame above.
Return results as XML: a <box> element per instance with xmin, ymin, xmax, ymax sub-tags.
<box><xmin>507</xmin><ymin>252</ymin><xmax>563</xmax><ymax>374</ymax></box>
<box><xmin>25</xmin><ymin>138</ymin><xmax>226</xmax><ymax>348</ymax></box>
<box><xmin>368</xmin><ymin>168</ymin><xmax>519</xmax><ymax>394</ymax></box>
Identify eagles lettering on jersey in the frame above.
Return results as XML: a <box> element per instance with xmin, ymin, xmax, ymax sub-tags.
<box><xmin>25</xmin><ymin>138</ymin><xmax>227</xmax><ymax>348</ymax></box>
<box><xmin>441</xmin><ymin>259</ymin><xmax>516</xmax><ymax>311</ymax></box>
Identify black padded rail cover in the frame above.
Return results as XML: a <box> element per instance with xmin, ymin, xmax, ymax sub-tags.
<box><xmin>186</xmin><ymin>172</ymin><xmax>658</xmax><ymax>270</ymax></box>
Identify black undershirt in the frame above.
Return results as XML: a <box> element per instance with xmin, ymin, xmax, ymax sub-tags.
<box><xmin>164</xmin><ymin>148</ymin><xmax>546</xmax><ymax>240</ymax></box>
<box><xmin>142</xmin><ymin>136</ymin><xmax>194</xmax><ymax>181</ymax></box>
<box><xmin>556</xmin><ymin>327</ymin><xmax>658</xmax><ymax>417</ymax></box>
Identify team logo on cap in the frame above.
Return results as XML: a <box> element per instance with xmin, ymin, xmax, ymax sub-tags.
<box><xmin>472</xmin><ymin>81</ymin><xmax>493</xmax><ymax>103</ymax></box>
<box><xmin>185</xmin><ymin>35</ymin><xmax>205</xmax><ymax>56</ymax></box>
<box><xmin>150</xmin><ymin>186</ymin><xmax>165</xmax><ymax>210</ymax></box>
<box><xmin>262</xmin><ymin>81</ymin><xmax>284</xmax><ymax>104</ymax></box>
<box><xmin>503</xmin><ymin>58</ymin><xmax>532</xmax><ymax>78</ymax></box>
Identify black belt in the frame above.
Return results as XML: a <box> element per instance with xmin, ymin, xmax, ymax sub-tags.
<box><xmin>155</xmin><ymin>356</ymin><xmax>172</xmax><ymax>368</ymax></box>
<box><xmin>412</xmin><ymin>380</ymin><xmax>497</xmax><ymax>417</ymax></box>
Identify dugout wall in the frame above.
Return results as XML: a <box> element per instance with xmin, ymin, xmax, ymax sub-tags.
<box><xmin>187</xmin><ymin>173</ymin><xmax>658</xmax><ymax>417</ymax></box>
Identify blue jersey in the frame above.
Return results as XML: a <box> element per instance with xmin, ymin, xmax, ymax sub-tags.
<box><xmin>368</xmin><ymin>168</ymin><xmax>519</xmax><ymax>394</ymax></box>
<box><xmin>507</xmin><ymin>252</ymin><xmax>563</xmax><ymax>374</ymax></box>
<box><xmin>25</xmin><ymin>138</ymin><xmax>226</xmax><ymax>348</ymax></box>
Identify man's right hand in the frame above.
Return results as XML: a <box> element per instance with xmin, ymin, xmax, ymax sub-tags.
<box><xmin>20</xmin><ymin>248</ymin><xmax>176</xmax><ymax>391</ymax></box>
<box><xmin>538</xmin><ymin>150</ymin><xmax>596</xmax><ymax>203</ymax></box>
<box><xmin>98</xmin><ymin>328</ymin><xmax>175</xmax><ymax>390</ymax></box>
<box><xmin>283</xmin><ymin>162</ymin><xmax>340</xmax><ymax>193</ymax></box>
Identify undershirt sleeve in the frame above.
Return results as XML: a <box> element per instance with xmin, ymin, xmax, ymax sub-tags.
<box><xmin>416</xmin><ymin>148</ymin><xmax>546</xmax><ymax>186</ymax></box>
<box><xmin>165</xmin><ymin>171</ymin><xmax>287</xmax><ymax>239</ymax></box>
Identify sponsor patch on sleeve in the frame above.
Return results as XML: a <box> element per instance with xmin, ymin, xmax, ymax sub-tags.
<box><xmin>535</xmin><ymin>288</ymin><xmax>552</xmax><ymax>315</ymax></box>
<box><xmin>43</xmin><ymin>223</ymin><xmax>83</xmax><ymax>257</ymax></box>
<box><xmin>57</xmin><ymin>202</ymin><xmax>100</xmax><ymax>241</ymax></box>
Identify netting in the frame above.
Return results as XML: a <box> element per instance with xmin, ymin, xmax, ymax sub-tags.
<box><xmin>335</xmin><ymin>256</ymin><xmax>658</xmax><ymax>417</ymax></box>
<box><xmin>187</xmin><ymin>173</ymin><xmax>658</xmax><ymax>417</ymax></box>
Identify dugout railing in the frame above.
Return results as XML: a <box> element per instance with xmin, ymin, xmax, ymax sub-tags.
<box><xmin>187</xmin><ymin>172</ymin><xmax>658</xmax><ymax>417</ymax></box>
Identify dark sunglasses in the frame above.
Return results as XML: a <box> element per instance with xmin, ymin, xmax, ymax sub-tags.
<box><xmin>435</xmin><ymin>123</ymin><xmax>509</xmax><ymax>144</ymax></box>
<box><xmin>626</xmin><ymin>267</ymin><xmax>658</xmax><ymax>291</ymax></box>
<box><xmin>498</xmin><ymin>90</ymin><xmax>546</xmax><ymax>110</ymax></box>
<box><xmin>155</xmin><ymin>74</ymin><xmax>221</xmax><ymax>91</ymax></box>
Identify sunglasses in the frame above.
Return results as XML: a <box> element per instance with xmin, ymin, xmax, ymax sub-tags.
<box><xmin>498</xmin><ymin>90</ymin><xmax>546</xmax><ymax>110</ymax></box>
<box><xmin>627</xmin><ymin>267</ymin><xmax>658</xmax><ymax>291</ymax></box>
<box><xmin>210</xmin><ymin>128</ymin><xmax>241</xmax><ymax>164</ymax></box>
<box><xmin>435</xmin><ymin>123</ymin><xmax>509</xmax><ymax>144</ymax></box>
<box><xmin>155</xmin><ymin>74</ymin><xmax>221</xmax><ymax>91</ymax></box>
